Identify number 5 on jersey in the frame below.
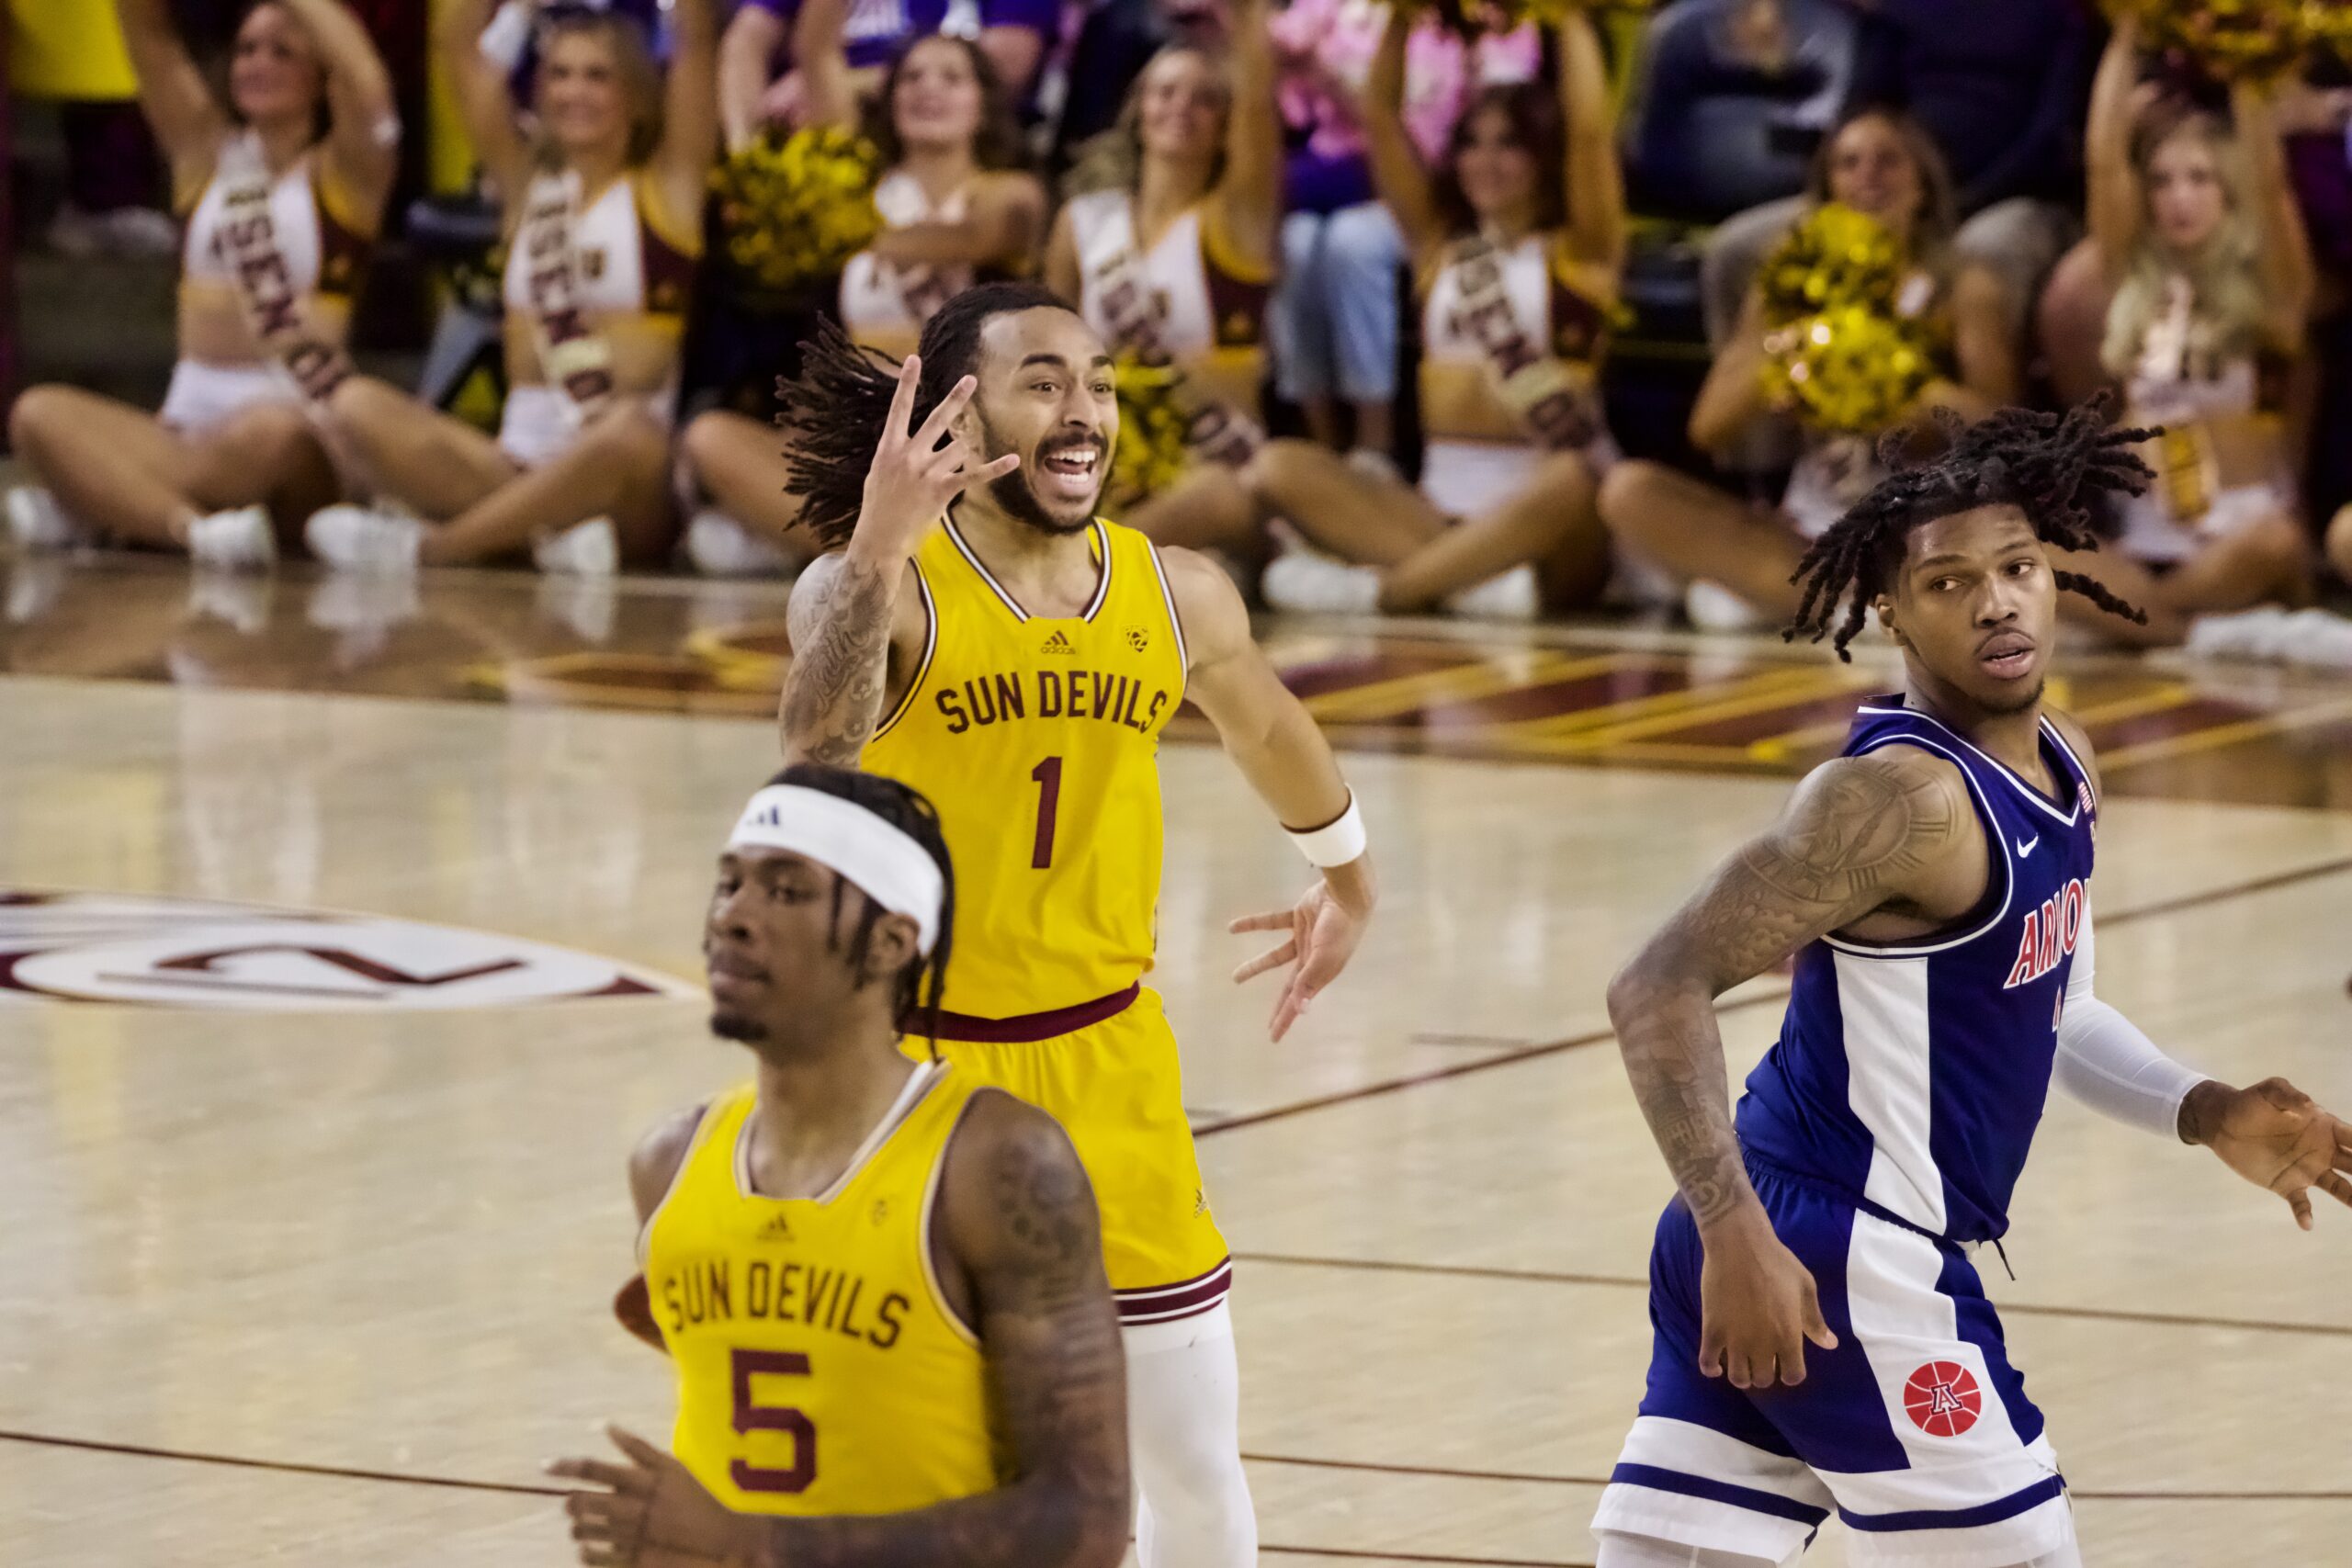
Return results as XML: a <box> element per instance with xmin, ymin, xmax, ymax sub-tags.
<box><xmin>731</xmin><ymin>1347</ymin><xmax>816</xmax><ymax>1493</ymax></box>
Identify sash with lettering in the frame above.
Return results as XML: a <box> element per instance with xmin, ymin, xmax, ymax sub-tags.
<box><xmin>1444</xmin><ymin>232</ymin><xmax>1605</xmax><ymax>453</ymax></box>
<box><xmin>514</xmin><ymin>166</ymin><xmax>620</xmax><ymax>428</ymax></box>
<box><xmin>2134</xmin><ymin>276</ymin><xmax>2223</xmax><ymax>525</ymax></box>
<box><xmin>872</xmin><ymin>175</ymin><xmax>967</xmax><ymax>328</ymax></box>
<box><xmin>211</xmin><ymin>130</ymin><xmax>353</xmax><ymax>402</ymax></box>
<box><xmin>1086</xmin><ymin>231</ymin><xmax>1262</xmax><ymax>472</ymax></box>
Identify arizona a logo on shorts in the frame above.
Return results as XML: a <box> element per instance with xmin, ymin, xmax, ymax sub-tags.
<box><xmin>1904</xmin><ymin>1360</ymin><xmax>1983</xmax><ymax>1438</ymax></box>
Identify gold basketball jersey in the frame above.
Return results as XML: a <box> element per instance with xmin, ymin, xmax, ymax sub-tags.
<box><xmin>864</xmin><ymin>518</ymin><xmax>1189</xmax><ymax>1018</ymax></box>
<box><xmin>642</xmin><ymin>1065</ymin><xmax>1002</xmax><ymax>1516</ymax></box>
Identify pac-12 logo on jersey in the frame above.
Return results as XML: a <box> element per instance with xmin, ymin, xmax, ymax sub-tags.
<box><xmin>2001</xmin><ymin>877</ymin><xmax>2085</xmax><ymax>989</ymax></box>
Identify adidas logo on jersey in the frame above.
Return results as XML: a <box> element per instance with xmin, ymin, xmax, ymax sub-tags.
<box><xmin>1040</xmin><ymin>629</ymin><xmax>1076</xmax><ymax>656</ymax></box>
<box><xmin>2001</xmin><ymin>876</ymin><xmax>2086</xmax><ymax>989</ymax></box>
<box><xmin>758</xmin><ymin>1212</ymin><xmax>795</xmax><ymax>1242</ymax></box>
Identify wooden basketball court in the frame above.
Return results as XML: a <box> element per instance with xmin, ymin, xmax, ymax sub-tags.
<box><xmin>2</xmin><ymin>554</ymin><xmax>2346</xmax><ymax>1566</ymax></box>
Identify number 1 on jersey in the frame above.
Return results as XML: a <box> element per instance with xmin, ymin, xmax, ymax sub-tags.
<box><xmin>1029</xmin><ymin>756</ymin><xmax>1064</xmax><ymax>869</ymax></box>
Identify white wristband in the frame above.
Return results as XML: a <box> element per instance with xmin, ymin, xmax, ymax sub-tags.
<box><xmin>1288</xmin><ymin>795</ymin><xmax>1365</xmax><ymax>868</ymax></box>
<box><xmin>480</xmin><ymin>2</ymin><xmax>534</xmax><ymax>73</ymax></box>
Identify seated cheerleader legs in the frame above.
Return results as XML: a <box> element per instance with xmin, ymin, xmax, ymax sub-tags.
<box><xmin>2043</xmin><ymin>16</ymin><xmax>2352</xmax><ymax>667</ymax></box>
<box><xmin>672</xmin><ymin>411</ymin><xmax>816</xmax><ymax>578</ymax></box>
<box><xmin>303</xmin><ymin>0</ymin><xmax>719</xmax><ymax>576</ymax></box>
<box><xmin>308</xmin><ymin>378</ymin><xmax>681</xmax><ymax>574</ymax></box>
<box><xmin>6</xmin><ymin>0</ymin><xmax>396</xmax><ymax>570</ymax></box>
<box><xmin>1143</xmin><ymin>3</ymin><xmax>1626</xmax><ymax>621</ymax></box>
<box><xmin>1240</xmin><ymin>438</ymin><xmax>1611</xmax><ymax>618</ymax></box>
<box><xmin>9</xmin><ymin>394</ymin><xmax>340</xmax><ymax>571</ymax></box>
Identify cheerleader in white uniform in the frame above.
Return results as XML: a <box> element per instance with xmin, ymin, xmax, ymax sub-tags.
<box><xmin>1241</xmin><ymin>3</ymin><xmax>1626</xmax><ymax>619</ymax></box>
<box><xmin>1042</xmin><ymin>0</ymin><xmax>1283</xmax><ymax>542</ymax></box>
<box><xmin>305</xmin><ymin>0</ymin><xmax>719</xmax><ymax>576</ymax></box>
<box><xmin>675</xmin><ymin>0</ymin><xmax>1046</xmax><ymax>575</ymax></box>
<box><xmin>6</xmin><ymin>0</ymin><xmax>395</xmax><ymax>570</ymax></box>
<box><xmin>2043</xmin><ymin>16</ymin><xmax>2350</xmax><ymax>664</ymax></box>
<box><xmin>1597</xmin><ymin>108</ymin><xmax>2018</xmax><ymax>629</ymax></box>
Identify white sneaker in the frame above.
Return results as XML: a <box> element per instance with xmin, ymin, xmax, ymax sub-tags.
<box><xmin>2185</xmin><ymin>606</ymin><xmax>2295</xmax><ymax>663</ymax></box>
<box><xmin>1260</xmin><ymin>550</ymin><xmax>1381</xmax><ymax>615</ymax></box>
<box><xmin>2272</xmin><ymin>608</ymin><xmax>2352</xmax><ymax>671</ymax></box>
<box><xmin>1685</xmin><ymin>580</ymin><xmax>1774</xmax><ymax>634</ymax></box>
<box><xmin>6</xmin><ymin>487</ymin><xmax>91</xmax><ymax>552</ymax></box>
<box><xmin>684</xmin><ymin>510</ymin><xmax>794</xmax><ymax>578</ymax></box>
<box><xmin>307</xmin><ymin>504</ymin><xmax>424</xmax><ymax>574</ymax></box>
<box><xmin>1442</xmin><ymin>565</ymin><xmax>1540</xmax><ymax>621</ymax></box>
<box><xmin>187</xmin><ymin>505</ymin><xmax>276</xmax><ymax>571</ymax></box>
<box><xmin>533</xmin><ymin>515</ymin><xmax>619</xmax><ymax>576</ymax></box>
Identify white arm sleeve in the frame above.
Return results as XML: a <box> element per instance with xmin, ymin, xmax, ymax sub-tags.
<box><xmin>2053</xmin><ymin>901</ymin><xmax>2209</xmax><ymax>1140</ymax></box>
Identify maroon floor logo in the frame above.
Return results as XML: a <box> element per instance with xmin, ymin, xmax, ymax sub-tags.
<box><xmin>0</xmin><ymin>891</ymin><xmax>698</xmax><ymax>1010</ymax></box>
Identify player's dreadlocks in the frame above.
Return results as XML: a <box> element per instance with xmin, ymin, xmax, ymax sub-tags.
<box><xmin>1785</xmin><ymin>402</ymin><xmax>2157</xmax><ymax>661</ymax></box>
<box><xmin>775</xmin><ymin>281</ymin><xmax>1079</xmax><ymax>549</ymax></box>
<box><xmin>767</xmin><ymin>762</ymin><xmax>957</xmax><ymax>1055</ymax></box>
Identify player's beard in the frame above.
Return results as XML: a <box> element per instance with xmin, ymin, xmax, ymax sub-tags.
<box><xmin>1986</xmin><ymin>675</ymin><xmax>2045</xmax><ymax>716</ymax></box>
<box><xmin>975</xmin><ymin>407</ymin><xmax>1103</xmax><ymax>536</ymax></box>
<box><xmin>710</xmin><ymin>1010</ymin><xmax>769</xmax><ymax>1043</ymax></box>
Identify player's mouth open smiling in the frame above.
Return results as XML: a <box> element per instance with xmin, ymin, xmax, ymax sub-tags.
<box><xmin>1037</xmin><ymin>440</ymin><xmax>1103</xmax><ymax>502</ymax></box>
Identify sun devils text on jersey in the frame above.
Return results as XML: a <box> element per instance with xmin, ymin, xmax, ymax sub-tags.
<box><xmin>640</xmin><ymin>1064</ymin><xmax>1006</xmax><ymax>1516</ymax></box>
<box><xmin>863</xmin><ymin>516</ymin><xmax>1188</xmax><ymax>1018</ymax></box>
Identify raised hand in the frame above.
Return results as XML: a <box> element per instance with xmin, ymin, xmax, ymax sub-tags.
<box><xmin>1229</xmin><ymin>877</ymin><xmax>1370</xmax><ymax>1043</ymax></box>
<box><xmin>2184</xmin><ymin>1077</ymin><xmax>2352</xmax><ymax>1230</ymax></box>
<box><xmin>1696</xmin><ymin>1206</ymin><xmax>1838</xmax><ymax>1389</ymax></box>
<box><xmin>852</xmin><ymin>355</ymin><xmax>1022</xmax><ymax>565</ymax></box>
<box><xmin>547</xmin><ymin>1425</ymin><xmax>753</xmax><ymax>1568</ymax></box>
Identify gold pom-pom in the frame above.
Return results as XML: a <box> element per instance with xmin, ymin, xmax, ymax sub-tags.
<box><xmin>1758</xmin><ymin>202</ymin><xmax>1905</xmax><ymax>323</ymax></box>
<box><xmin>709</xmin><ymin>128</ymin><xmax>884</xmax><ymax>299</ymax></box>
<box><xmin>1755</xmin><ymin>204</ymin><xmax>1937</xmax><ymax>435</ymax></box>
<box><xmin>2132</xmin><ymin>0</ymin><xmax>2314</xmax><ymax>84</ymax></box>
<box><xmin>1759</xmin><ymin>306</ymin><xmax>1933</xmax><ymax>436</ymax></box>
<box><xmin>1107</xmin><ymin>355</ymin><xmax>1193</xmax><ymax>510</ymax></box>
<box><xmin>2306</xmin><ymin>0</ymin><xmax>2352</xmax><ymax>59</ymax></box>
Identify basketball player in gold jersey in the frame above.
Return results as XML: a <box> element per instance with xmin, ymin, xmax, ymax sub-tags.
<box><xmin>548</xmin><ymin>764</ymin><xmax>1128</xmax><ymax>1567</ymax></box>
<box><xmin>773</xmin><ymin>281</ymin><xmax>1378</xmax><ymax>1567</ymax></box>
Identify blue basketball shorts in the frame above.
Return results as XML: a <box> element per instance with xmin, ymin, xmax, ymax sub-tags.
<box><xmin>1592</xmin><ymin>1169</ymin><xmax>2073</xmax><ymax>1567</ymax></box>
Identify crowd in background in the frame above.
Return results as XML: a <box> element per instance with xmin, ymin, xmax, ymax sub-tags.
<box><xmin>6</xmin><ymin>0</ymin><xmax>2352</xmax><ymax>665</ymax></box>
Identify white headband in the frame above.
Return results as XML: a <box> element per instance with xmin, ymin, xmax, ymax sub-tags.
<box><xmin>728</xmin><ymin>785</ymin><xmax>944</xmax><ymax>955</ymax></box>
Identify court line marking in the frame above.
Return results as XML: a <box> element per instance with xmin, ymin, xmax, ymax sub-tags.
<box><xmin>0</xmin><ymin>1428</ymin><xmax>1588</xmax><ymax>1566</ymax></box>
<box><xmin>0</xmin><ymin>1427</ymin><xmax>565</xmax><ymax>1497</ymax></box>
<box><xmin>1227</xmin><ymin>1251</ymin><xmax>2352</xmax><ymax>1343</ymax></box>
<box><xmin>1237</xmin><ymin>1450</ymin><xmax>2352</xmax><ymax>1504</ymax></box>
<box><xmin>0</xmin><ymin>1422</ymin><xmax>2332</xmax><ymax>1529</ymax></box>
<box><xmin>1192</xmin><ymin>852</ymin><xmax>2352</xmax><ymax>1140</ymax></box>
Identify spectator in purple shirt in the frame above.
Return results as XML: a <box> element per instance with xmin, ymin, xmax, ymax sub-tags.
<box><xmin>718</xmin><ymin>0</ymin><xmax>1053</xmax><ymax>146</ymax></box>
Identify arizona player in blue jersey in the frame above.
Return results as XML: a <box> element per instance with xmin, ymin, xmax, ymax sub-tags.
<box><xmin>1592</xmin><ymin>406</ymin><xmax>2352</xmax><ymax>1568</ymax></box>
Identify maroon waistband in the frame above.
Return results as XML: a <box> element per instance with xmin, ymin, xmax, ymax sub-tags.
<box><xmin>929</xmin><ymin>983</ymin><xmax>1140</xmax><ymax>1044</ymax></box>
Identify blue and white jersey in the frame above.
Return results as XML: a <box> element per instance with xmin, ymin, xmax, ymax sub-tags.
<box><xmin>1736</xmin><ymin>698</ymin><xmax>2098</xmax><ymax>1245</ymax></box>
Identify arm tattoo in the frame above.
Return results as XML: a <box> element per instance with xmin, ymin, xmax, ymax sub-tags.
<box><xmin>750</xmin><ymin>1118</ymin><xmax>1126</xmax><ymax>1568</ymax></box>
<box><xmin>779</xmin><ymin>555</ymin><xmax>898</xmax><ymax>768</ymax></box>
<box><xmin>1611</xmin><ymin>757</ymin><xmax>1964</xmax><ymax>1226</ymax></box>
